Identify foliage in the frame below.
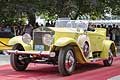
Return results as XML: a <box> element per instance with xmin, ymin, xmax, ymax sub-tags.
<box><xmin>0</xmin><ymin>0</ymin><xmax>119</xmax><ymax>25</ymax></box>
<box><xmin>104</xmin><ymin>0</ymin><xmax>120</xmax><ymax>15</ymax></box>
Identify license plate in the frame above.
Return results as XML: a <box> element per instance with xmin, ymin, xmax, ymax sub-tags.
<box><xmin>35</xmin><ymin>45</ymin><xmax>44</xmax><ymax>51</ymax></box>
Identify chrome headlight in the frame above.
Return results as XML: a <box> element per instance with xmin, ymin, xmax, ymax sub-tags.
<box><xmin>42</xmin><ymin>34</ymin><xmax>53</xmax><ymax>46</ymax></box>
<box><xmin>22</xmin><ymin>33</ymin><xmax>31</xmax><ymax>44</ymax></box>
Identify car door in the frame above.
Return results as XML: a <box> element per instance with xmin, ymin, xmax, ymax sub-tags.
<box><xmin>87</xmin><ymin>31</ymin><xmax>101</xmax><ymax>52</ymax></box>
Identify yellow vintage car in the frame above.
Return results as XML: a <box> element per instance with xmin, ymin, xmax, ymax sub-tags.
<box><xmin>7</xmin><ymin>20</ymin><xmax>116</xmax><ymax>76</ymax></box>
<box><xmin>0</xmin><ymin>31</ymin><xmax>14</xmax><ymax>54</ymax></box>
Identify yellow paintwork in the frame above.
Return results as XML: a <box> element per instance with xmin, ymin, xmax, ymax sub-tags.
<box><xmin>50</xmin><ymin>27</ymin><xmax>116</xmax><ymax>62</ymax></box>
<box><xmin>8</xmin><ymin>36</ymin><xmax>33</xmax><ymax>51</ymax></box>
<box><xmin>86</xmin><ymin>28</ymin><xmax>116</xmax><ymax>59</ymax></box>
<box><xmin>101</xmin><ymin>40</ymin><xmax>116</xmax><ymax>59</ymax></box>
<box><xmin>8</xmin><ymin>27</ymin><xmax>116</xmax><ymax>63</ymax></box>
<box><xmin>54</xmin><ymin>37</ymin><xmax>76</xmax><ymax>46</ymax></box>
<box><xmin>87</xmin><ymin>28</ymin><xmax>106</xmax><ymax>51</ymax></box>
<box><xmin>50</xmin><ymin>27</ymin><xmax>90</xmax><ymax>63</ymax></box>
<box><xmin>0</xmin><ymin>38</ymin><xmax>12</xmax><ymax>50</ymax></box>
<box><xmin>53</xmin><ymin>37</ymin><xmax>88</xmax><ymax>63</ymax></box>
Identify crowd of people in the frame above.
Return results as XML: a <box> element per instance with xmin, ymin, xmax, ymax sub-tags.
<box><xmin>45</xmin><ymin>20</ymin><xmax>55</xmax><ymax>27</ymax></box>
<box><xmin>0</xmin><ymin>23</ymin><xmax>37</xmax><ymax>36</ymax></box>
<box><xmin>107</xmin><ymin>25</ymin><xmax>120</xmax><ymax>45</ymax></box>
<box><xmin>0</xmin><ymin>20</ymin><xmax>55</xmax><ymax>37</ymax></box>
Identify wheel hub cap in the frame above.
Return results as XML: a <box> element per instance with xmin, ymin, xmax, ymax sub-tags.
<box><xmin>65</xmin><ymin>50</ymin><xmax>75</xmax><ymax>72</ymax></box>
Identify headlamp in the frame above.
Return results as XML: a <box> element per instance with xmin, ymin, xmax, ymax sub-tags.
<box><xmin>22</xmin><ymin>33</ymin><xmax>31</xmax><ymax>44</ymax></box>
<box><xmin>42</xmin><ymin>34</ymin><xmax>53</xmax><ymax>46</ymax></box>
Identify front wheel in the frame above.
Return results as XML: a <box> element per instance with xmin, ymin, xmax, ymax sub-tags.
<box><xmin>10</xmin><ymin>44</ymin><xmax>30</xmax><ymax>71</ymax></box>
<box><xmin>103</xmin><ymin>48</ymin><xmax>113</xmax><ymax>66</ymax></box>
<box><xmin>58</xmin><ymin>46</ymin><xmax>76</xmax><ymax>76</ymax></box>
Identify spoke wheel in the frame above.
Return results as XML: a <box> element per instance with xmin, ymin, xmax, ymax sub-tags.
<box><xmin>58</xmin><ymin>46</ymin><xmax>76</xmax><ymax>76</ymax></box>
<box><xmin>10</xmin><ymin>44</ymin><xmax>30</xmax><ymax>71</ymax></box>
<box><xmin>103</xmin><ymin>48</ymin><xmax>113</xmax><ymax>66</ymax></box>
<box><xmin>65</xmin><ymin>50</ymin><xmax>75</xmax><ymax>72</ymax></box>
<box><xmin>83</xmin><ymin>42</ymin><xmax>89</xmax><ymax>57</ymax></box>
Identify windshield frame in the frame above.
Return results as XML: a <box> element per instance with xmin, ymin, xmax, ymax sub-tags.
<box><xmin>55</xmin><ymin>20</ymin><xmax>88</xmax><ymax>30</ymax></box>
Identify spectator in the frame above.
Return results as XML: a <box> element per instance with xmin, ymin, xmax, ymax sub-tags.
<box><xmin>115</xmin><ymin>26</ymin><xmax>120</xmax><ymax>45</ymax></box>
<box><xmin>4</xmin><ymin>25</ymin><xmax>11</xmax><ymax>32</ymax></box>
<box><xmin>97</xmin><ymin>25</ymin><xmax>101</xmax><ymax>28</ymax></box>
<box><xmin>41</xmin><ymin>24</ymin><xmax>43</xmax><ymax>27</ymax></box>
<box><xmin>108</xmin><ymin>25</ymin><xmax>113</xmax><ymax>40</ymax></box>
<box><xmin>13</xmin><ymin>24</ymin><xmax>19</xmax><ymax>36</ymax></box>
<box><xmin>24</xmin><ymin>24</ymin><xmax>33</xmax><ymax>36</ymax></box>
<box><xmin>50</xmin><ymin>21</ymin><xmax>55</xmax><ymax>27</ymax></box>
<box><xmin>87</xmin><ymin>23</ymin><xmax>95</xmax><ymax>31</ymax></box>
<box><xmin>111</xmin><ymin>26</ymin><xmax>116</xmax><ymax>41</ymax></box>
<box><xmin>45</xmin><ymin>20</ymin><xmax>51</xmax><ymax>27</ymax></box>
<box><xmin>0</xmin><ymin>24</ymin><xmax>3</xmax><ymax>31</ymax></box>
<box><xmin>35</xmin><ymin>22</ymin><xmax>40</xmax><ymax>28</ymax></box>
<box><xmin>0</xmin><ymin>27</ymin><xmax>2</xmax><ymax>31</ymax></box>
<box><xmin>106</xmin><ymin>27</ymin><xmax>110</xmax><ymax>37</ymax></box>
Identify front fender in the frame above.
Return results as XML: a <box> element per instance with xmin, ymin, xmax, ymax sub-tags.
<box><xmin>100</xmin><ymin>40</ymin><xmax>116</xmax><ymax>59</ymax></box>
<box><xmin>53</xmin><ymin>37</ymin><xmax>90</xmax><ymax>63</ymax></box>
<box><xmin>8</xmin><ymin>36</ymin><xmax>33</xmax><ymax>51</ymax></box>
<box><xmin>54</xmin><ymin>37</ymin><xmax>77</xmax><ymax>47</ymax></box>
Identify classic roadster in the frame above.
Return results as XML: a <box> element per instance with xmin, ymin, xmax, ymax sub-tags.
<box><xmin>7</xmin><ymin>20</ymin><xmax>116</xmax><ymax>76</ymax></box>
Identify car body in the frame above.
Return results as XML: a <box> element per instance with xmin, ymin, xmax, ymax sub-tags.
<box><xmin>7</xmin><ymin>20</ymin><xmax>117</xmax><ymax>76</ymax></box>
<box><xmin>0</xmin><ymin>31</ymin><xmax>14</xmax><ymax>53</ymax></box>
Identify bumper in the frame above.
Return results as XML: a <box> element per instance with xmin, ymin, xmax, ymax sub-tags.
<box><xmin>6</xmin><ymin>50</ymin><xmax>55</xmax><ymax>57</ymax></box>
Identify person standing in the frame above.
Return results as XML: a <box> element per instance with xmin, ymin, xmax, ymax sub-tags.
<box><xmin>45</xmin><ymin>20</ymin><xmax>51</xmax><ymax>27</ymax></box>
<box><xmin>115</xmin><ymin>26</ymin><xmax>120</xmax><ymax>45</ymax></box>
<box><xmin>50</xmin><ymin>21</ymin><xmax>55</xmax><ymax>27</ymax></box>
<box><xmin>4</xmin><ymin>25</ymin><xmax>11</xmax><ymax>32</ymax></box>
<box><xmin>24</xmin><ymin>24</ymin><xmax>33</xmax><ymax>36</ymax></box>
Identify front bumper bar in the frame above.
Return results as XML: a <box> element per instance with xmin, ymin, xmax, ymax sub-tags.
<box><xmin>6</xmin><ymin>50</ymin><xmax>55</xmax><ymax>57</ymax></box>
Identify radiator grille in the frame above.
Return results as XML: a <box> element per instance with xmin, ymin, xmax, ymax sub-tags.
<box><xmin>33</xmin><ymin>31</ymin><xmax>51</xmax><ymax>51</ymax></box>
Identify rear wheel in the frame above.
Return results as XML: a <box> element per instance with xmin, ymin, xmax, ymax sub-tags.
<box><xmin>103</xmin><ymin>48</ymin><xmax>113</xmax><ymax>66</ymax></box>
<box><xmin>58</xmin><ymin>46</ymin><xmax>76</xmax><ymax>76</ymax></box>
<box><xmin>83</xmin><ymin>42</ymin><xmax>89</xmax><ymax>58</ymax></box>
<box><xmin>10</xmin><ymin>44</ymin><xmax>30</xmax><ymax>71</ymax></box>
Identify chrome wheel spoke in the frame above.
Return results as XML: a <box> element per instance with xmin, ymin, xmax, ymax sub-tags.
<box><xmin>108</xmin><ymin>49</ymin><xmax>113</xmax><ymax>64</ymax></box>
<box><xmin>83</xmin><ymin>43</ymin><xmax>89</xmax><ymax>57</ymax></box>
<box><xmin>65</xmin><ymin>50</ymin><xmax>75</xmax><ymax>72</ymax></box>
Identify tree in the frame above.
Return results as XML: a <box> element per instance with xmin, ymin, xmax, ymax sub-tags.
<box><xmin>39</xmin><ymin>0</ymin><xmax>106</xmax><ymax>20</ymax></box>
<box><xmin>0</xmin><ymin>0</ymin><xmax>40</xmax><ymax>25</ymax></box>
<box><xmin>0</xmin><ymin>0</ymin><xmax>118</xmax><ymax>25</ymax></box>
<box><xmin>104</xmin><ymin>0</ymin><xmax>120</xmax><ymax>15</ymax></box>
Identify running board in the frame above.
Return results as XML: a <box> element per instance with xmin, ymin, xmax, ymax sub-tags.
<box><xmin>90</xmin><ymin>58</ymin><xmax>102</xmax><ymax>62</ymax></box>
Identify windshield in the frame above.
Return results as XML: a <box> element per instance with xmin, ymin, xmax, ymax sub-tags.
<box><xmin>55</xmin><ymin>20</ymin><xmax>88</xmax><ymax>30</ymax></box>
